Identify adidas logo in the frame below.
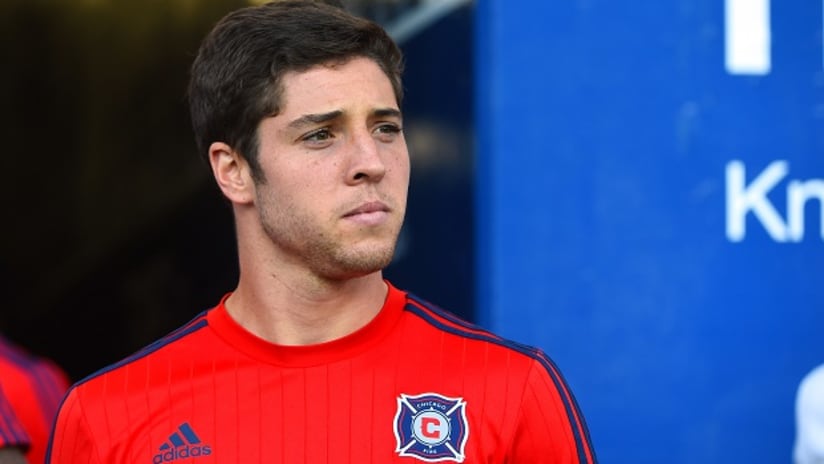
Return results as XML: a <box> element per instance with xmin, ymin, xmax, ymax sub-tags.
<box><xmin>152</xmin><ymin>422</ymin><xmax>212</xmax><ymax>463</ymax></box>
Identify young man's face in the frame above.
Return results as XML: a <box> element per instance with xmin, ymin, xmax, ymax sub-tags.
<box><xmin>252</xmin><ymin>56</ymin><xmax>409</xmax><ymax>280</ymax></box>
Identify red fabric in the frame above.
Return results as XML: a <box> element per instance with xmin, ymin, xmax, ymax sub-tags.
<box><xmin>48</xmin><ymin>282</ymin><xmax>596</xmax><ymax>463</ymax></box>
<box><xmin>0</xmin><ymin>385</ymin><xmax>30</xmax><ymax>451</ymax></box>
<box><xmin>0</xmin><ymin>335</ymin><xmax>71</xmax><ymax>463</ymax></box>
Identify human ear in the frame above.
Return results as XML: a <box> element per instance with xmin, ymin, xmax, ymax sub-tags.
<box><xmin>208</xmin><ymin>141</ymin><xmax>255</xmax><ymax>204</ymax></box>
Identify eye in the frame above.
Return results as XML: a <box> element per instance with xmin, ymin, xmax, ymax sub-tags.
<box><xmin>374</xmin><ymin>123</ymin><xmax>402</xmax><ymax>142</ymax></box>
<box><xmin>301</xmin><ymin>128</ymin><xmax>334</xmax><ymax>146</ymax></box>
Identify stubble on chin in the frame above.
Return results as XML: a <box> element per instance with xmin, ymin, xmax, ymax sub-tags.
<box><xmin>257</xmin><ymin>189</ymin><xmax>405</xmax><ymax>280</ymax></box>
<box><xmin>308</xmin><ymin>231</ymin><xmax>399</xmax><ymax>280</ymax></box>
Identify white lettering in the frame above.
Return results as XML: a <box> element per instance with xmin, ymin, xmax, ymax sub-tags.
<box><xmin>726</xmin><ymin>160</ymin><xmax>787</xmax><ymax>241</ymax></box>
<box><xmin>725</xmin><ymin>0</ymin><xmax>771</xmax><ymax>75</ymax></box>
<box><xmin>726</xmin><ymin>160</ymin><xmax>824</xmax><ymax>242</ymax></box>
<box><xmin>787</xmin><ymin>178</ymin><xmax>824</xmax><ymax>240</ymax></box>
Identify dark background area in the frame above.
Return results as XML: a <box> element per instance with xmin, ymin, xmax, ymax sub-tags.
<box><xmin>0</xmin><ymin>0</ymin><xmax>474</xmax><ymax>382</ymax></box>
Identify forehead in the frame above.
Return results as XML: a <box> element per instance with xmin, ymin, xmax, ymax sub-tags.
<box><xmin>278</xmin><ymin>57</ymin><xmax>398</xmax><ymax>114</ymax></box>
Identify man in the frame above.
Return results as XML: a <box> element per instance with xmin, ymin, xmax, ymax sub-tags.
<box><xmin>0</xmin><ymin>386</ymin><xmax>29</xmax><ymax>464</ymax></box>
<box><xmin>0</xmin><ymin>334</ymin><xmax>70</xmax><ymax>464</ymax></box>
<box><xmin>47</xmin><ymin>1</ymin><xmax>597</xmax><ymax>462</ymax></box>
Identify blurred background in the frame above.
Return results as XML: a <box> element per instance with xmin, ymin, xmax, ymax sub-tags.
<box><xmin>0</xmin><ymin>0</ymin><xmax>475</xmax><ymax>379</ymax></box>
<box><xmin>1</xmin><ymin>0</ymin><xmax>822</xmax><ymax>463</ymax></box>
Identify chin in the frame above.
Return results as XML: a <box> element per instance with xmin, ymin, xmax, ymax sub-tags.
<box><xmin>323</xmin><ymin>246</ymin><xmax>396</xmax><ymax>280</ymax></box>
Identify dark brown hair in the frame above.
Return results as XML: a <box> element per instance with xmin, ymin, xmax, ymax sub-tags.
<box><xmin>188</xmin><ymin>0</ymin><xmax>404</xmax><ymax>180</ymax></box>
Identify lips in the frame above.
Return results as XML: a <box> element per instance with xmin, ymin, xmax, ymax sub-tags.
<box><xmin>343</xmin><ymin>201</ymin><xmax>390</xmax><ymax>217</ymax></box>
<box><xmin>342</xmin><ymin>201</ymin><xmax>392</xmax><ymax>226</ymax></box>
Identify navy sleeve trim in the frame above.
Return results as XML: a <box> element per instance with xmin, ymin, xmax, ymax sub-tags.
<box><xmin>405</xmin><ymin>293</ymin><xmax>597</xmax><ymax>464</ymax></box>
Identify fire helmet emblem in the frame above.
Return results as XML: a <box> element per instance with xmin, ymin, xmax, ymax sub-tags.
<box><xmin>393</xmin><ymin>392</ymin><xmax>469</xmax><ymax>462</ymax></box>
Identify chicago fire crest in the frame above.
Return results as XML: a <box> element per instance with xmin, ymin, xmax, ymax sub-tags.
<box><xmin>393</xmin><ymin>392</ymin><xmax>469</xmax><ymax>462</ymax></box>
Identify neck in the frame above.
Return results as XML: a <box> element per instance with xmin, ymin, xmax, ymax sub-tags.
<box><xmin>225</xmin><ymin>268</ymin><xmax>389</xmax><ymax>346</ymax></box>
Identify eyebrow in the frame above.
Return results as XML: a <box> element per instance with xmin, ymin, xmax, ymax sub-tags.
<box><xmin>373</xmin><ymin>108</ymin><xmax>403</xmax><ymax>120</ymax></box>
<box><xmin>288</xmin><ymin>110</ymin><xmax>343</xmax><ymax>130</ymax></box>
<box><xmin>287</xmin><ymin>107</ymin><xmax>402</xmax><ymax>130</ymax></box>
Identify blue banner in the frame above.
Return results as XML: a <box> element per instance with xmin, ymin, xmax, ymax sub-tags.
<box><xmin>475</xmin><ymin>1</ymin><xmax>824</xmax><ymax>462</ymax></box>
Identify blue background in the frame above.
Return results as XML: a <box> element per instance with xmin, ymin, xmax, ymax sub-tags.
<box><xmin>475</xmin><ymin>1</ymin><xmax>824</xmax><ymax>462</ymax></box>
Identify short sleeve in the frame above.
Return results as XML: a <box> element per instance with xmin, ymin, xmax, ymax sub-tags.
<box><xmin>507</xmin><ymin>355</ymin><xmax>597</xmax><ymax>463</ymax></box>
<box><xmin>46</xmin><ymin>388</ymin><xmax>100</xmax><ymax>464</ymax></box>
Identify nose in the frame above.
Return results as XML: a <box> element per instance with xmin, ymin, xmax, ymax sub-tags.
<box><xmin>346</xmin><ymin>129</ymin><xmax>386</xmax><ymax>184</ymax></box>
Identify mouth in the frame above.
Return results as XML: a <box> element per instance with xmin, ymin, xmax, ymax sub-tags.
<box><xmin>343</xmin><ymin>201</ymin><xmax>391</xmax><ymax>225</ymax></box>
<box><xmin>344</xmin><ymin>201</ymin><xmax>390</xmax><ymax>216</ymax></box>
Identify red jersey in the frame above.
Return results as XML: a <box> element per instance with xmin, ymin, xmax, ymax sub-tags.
<box><xmin>0</xmin><ymin>385</ymin><xmax>30</xmax><ymax>452</ymax></box>
<box><xmin>0</xmin><ymin>334</ymin><xmax>71</xmax><ymax>463</ymax></box>
<box><xmin>47</xmin><ymin>282</ymin><xmax>596</xmax><ymax>463</ymax></box>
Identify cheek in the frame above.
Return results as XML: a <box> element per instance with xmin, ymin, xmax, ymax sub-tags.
<box><xmin>267</xmin><ymin>157</ymin><xmax>329</xmax><ymax>191</ymax></box>
<box><xmin>387</xmin><ymin>146</ymin><xmax>411</xmax><ymax>177</ymax></box>
<box><xmin>398</xmin><ymin>156</ymin><xmax>412</xmax><ymax>186</ymax></box>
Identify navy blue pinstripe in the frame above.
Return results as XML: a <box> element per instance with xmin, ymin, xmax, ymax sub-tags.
<box><xmin>404</xmin><ymin>294</ymin><xmax>596</xmax><ymax>464</ymax></box>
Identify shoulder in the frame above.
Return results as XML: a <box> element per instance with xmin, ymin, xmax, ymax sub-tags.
<box><xmin>0</xmin><ymin>334</ymin><xmax>70</xmax><ymax>398</ymax></box>
<box><xmin>0</xmin><ymin>335</ymin><xmax>60</xmax><ymax>377</ymax></box>
<box><xmin>52</xmin><ymin>310</ymin><xmax>212</xmax><ymax>447</ymax></box>
<box><xmin>402</xmin><ymin>292</ymin><xmax>597</xmax><ymax>463</ymax></box>
<box><xmin>70</xmin><ymin>311</ymin><xmax>211</xmax><ymax>391</ymax></box>
<box><xmin>401</xmin><ymin>291</ymin><xmax>582</xmax><ymax>419</ymax></box>
<box><xmin>402</xmin><ymin>291</ymin><xmax>557</xmax><ymax>371</ymax></box>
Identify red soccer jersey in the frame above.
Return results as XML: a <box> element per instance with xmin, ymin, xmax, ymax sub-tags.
<box><xmin>0</xmin><ymin>334</ymin><xmax>71</xmax><ymax>463</ymax></box>
<box><xmin>0</xmin><ymin>385</ymin><xmax>30</xmax><ymax>452</ymax></box>
<box><xmin>47</xmin><ymin>282</ymin><xmax>596</xmax><ymax>463</ymax></box>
